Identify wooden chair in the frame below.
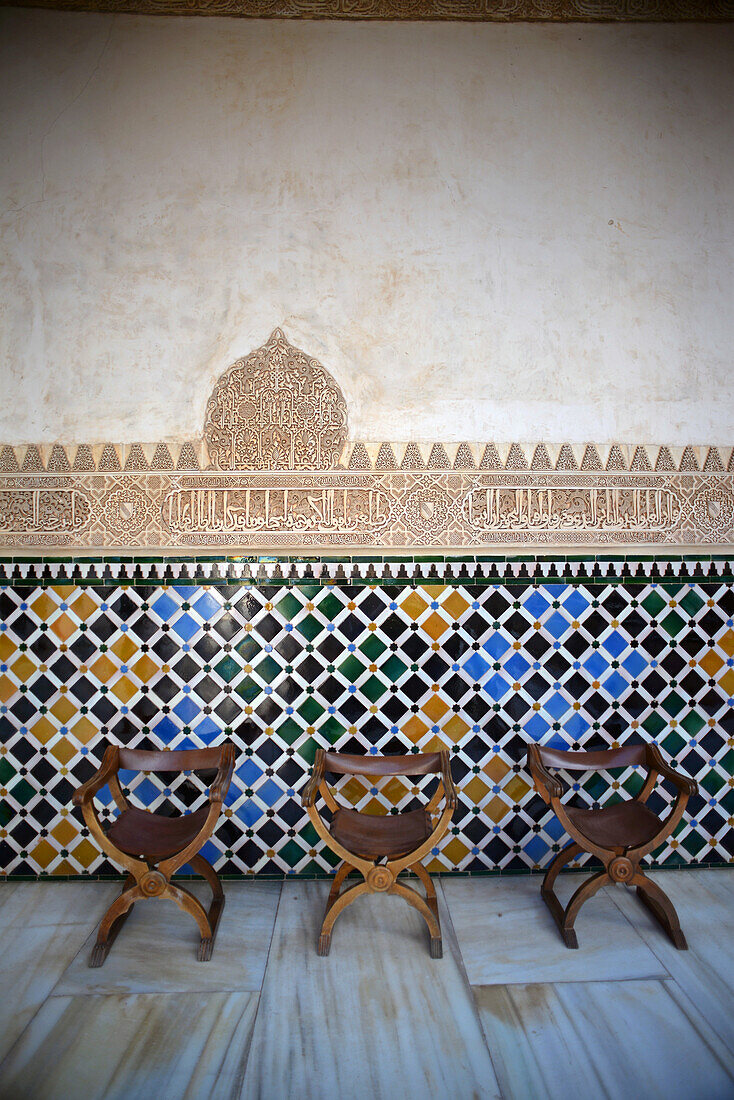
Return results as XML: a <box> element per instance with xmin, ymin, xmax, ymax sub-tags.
<box><xmin>302</xmin><ymin>749</ymin><xmax>456</xmax><ymax>958</ymax></box>
<box><xmin>73</xmin><ymin>744</ymin><xmax>235</xmax><ymax>967</ymax></box>
<box><xmin>527</xmin><ymin>742</ymin><xmax>697</xmax><ymax>949</ymax></box>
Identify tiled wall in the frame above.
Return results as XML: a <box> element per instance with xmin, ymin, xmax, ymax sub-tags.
<box><xmin>1</xmin><ymin>556</ymin><xmax>732</xmax><ymax>878</ymax></box>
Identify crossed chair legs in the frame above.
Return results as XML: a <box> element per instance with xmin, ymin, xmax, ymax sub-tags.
<box><xmin>318</xmin><ymin>858</ymin><xmax>443</xmax><ymax>959</ymax></box>
<box><xmin>541</xmin><ymin>841</ymin><xmax>687</xmax><ymax>951</ymax></box>
<box><xmin>90</xmin><ymin>853</ymin><xmax>226</xmax><ymax>967</ymax></box>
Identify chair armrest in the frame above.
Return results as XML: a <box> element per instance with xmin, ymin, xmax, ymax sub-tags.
<box><xmin>527</xmin><ymin>747</ymin><xmax>565</xmax><ymax>801</ymax></box>
<box><xmin>440</xmin><ymin>751</ymin><xmax>457</xmax><ymax>809</ymax></box>
<box><xmin>646</xmin><ymin>744</ymin><xmax>697</xmax><ymax>797</ymax></box>
<box><xmin>72</xmin><ymin>746</ymin><xmax>119</xmax><ymax>806</ymax></box>
<box><xmin>301</xmin><ymin>750</ymin><xmax>326</xmax><ymax>808</ymax></box>
<box><xmin>209</xmin><ymin>744</ymin><xmax>235</xmax><ymax>803</ymax></box>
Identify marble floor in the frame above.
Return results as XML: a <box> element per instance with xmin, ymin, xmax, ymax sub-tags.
<box><xmin>0</xmin><ymin>870</ymin><xmax>733</xmax><ymax>1100</ymax></box>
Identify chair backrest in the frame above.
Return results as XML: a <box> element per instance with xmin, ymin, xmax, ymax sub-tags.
<box><xmin>118</xmin><ymin>746</ymin><xmax>226</xmax><ymax>772</ymax></box>
<box><xmin>534</xmin><ymin>743</ymin><xmax>647</xmax><ymax>771</ymax></box>
<box><xmin>322</xmin><ymin>751</ymin><xmax>443</xmax><ymax>777</ymax></box>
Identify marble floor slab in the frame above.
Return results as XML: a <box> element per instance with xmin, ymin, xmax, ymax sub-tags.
<box><xmin>474</xmin><ymin>978</ymin><xmax>734</xmax><ymax>1100</ymax></box>
<box><xmin>442</xmin><ymin>874</ymin><xmax>669</xmax><ymax>986</ymax></box>
<box><xmin>0</xmin><ymin>920</ymin><xmax>96</xmax><ymax>1065</ymax></box>
<box><xmin>0</xmin><ymin>881</ymin><xmax>118</xmax><ymax>928</ymax></box>
<box><xmin>0</xmin><ymin>990</ymin><xmax>259</xmax><ymax>1100</ymax></box>
<box><xmin>241</xmin><ymin>880</ymin><xmax>502</xmax><ymax>1100</ymax></box>
<box><xmin>609</xmin><ymin>868</ymin><xmax>734</xmax><ymax>1051</ymax></box>
<box><xmin>55</xmin><ymin>881</ymin><xmax>282</xmax><ymax>996</ymax></box>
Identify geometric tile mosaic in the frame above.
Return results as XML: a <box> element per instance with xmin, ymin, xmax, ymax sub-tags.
<box><xmin>1</xmin><ymin>570</ymin><xmax>733</xmax><ymax>878</ymax></box>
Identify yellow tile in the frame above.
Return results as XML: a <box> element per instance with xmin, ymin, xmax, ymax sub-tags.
<box><xmin>111</xmin><ymin>635</ymin><xmax>138</xmax><ymax>662</ymax></box>
<box><xmin>71</xmin><ymin>838</ymin><xmax>99</xmax><ymax>868</ymax></box>
<box><xmin>420</xmin><ymin>734</ymin><xmax>451</xmax><ymax>754</ymax></box>
<box><xmin>49</xmin><ymin>614</ymin><xmax>76</xmax><ymax>641</ymax></box>
<box><xmin>462</xmin><ymin>775</ymin><xmax>490</xmax><ymax>804</ymax></box>
<box><xmin>484</xmin><ymin>755</ymin><xmax>511</xmax><ymax>783</ymax></box>
<box><xmin>381</xmin><ymin>777</ymin><xmax>409</xmax><ymax>806</ymax></box>
<box><xmin>70</xmin><ymin>715</ymin><xmax>97</xmax><ymax>744</ymax></box>
<box><xmin>421</xmin><ymin>585</ymin><xmax>447</xmax><ymax>599</ymax></box>
<box><xmin>362</xmin><ymin>797</ymin><xmax>385</xmax><ymax>816</ymax></box>
<box><xmin>31</xmin><ymin>839</ymin><xmax>58</xmax><ymax>869</ymax></box>
<box><xmin>50</xmin><ymin>697</ymin><xmax>77</xmax><ymax>724</ymax></box>
<box><xmin>31</xmin><ymin>591</ymin><xmax>57</xmax><ymax>619</ymax></box>
<box><xmin>720</xmin><ymin>669</ymin><xmax>734</xmax><ymax>697</ymax></box>
<box><xmin>52</xmin><ymin>859</ymin><xmax>77</xmax><ymax>876</ymax></box>
<box><xmin>402</xmin><ymin>715</ymin><xmax>429</xmax><ymax>743</ymax></box>
<box><xmin>340</xmin><ymin>777</ymin><xmax>368</xmax><ymax>805</ymax></box>
<box><xmin>443</xmin><ymin>714</ymin><xmax>470</xmax><ymax>741</ymax></box>
<box><xmin>420</xmin><ymin>611</ymin><xmax>449</xmax><ymax>640</ymax></box>
<box><xmin>50</xmin><ymin>585</ymin><xmax>76</xmax><ymax>600</ymax></box>
<box><xmin>401</xmin><ymin>591</ymin><xmax>428</xmax><ymax>620</ymax></box>
<box><xmin>111</xmin><ymin>676</ymin><xmax>137</xmax><ymax>703</ymax></box>
<box><xmin>485</xmin><ymin>794</ymin><xmax>510</xmax><ymax>823</ymax></box>
<box><xmin>50</xmin><ymin>739</ymin><xmax>77</xmax><ymax>765</ymax></box>
<box><xmin>10</xmin><ymin>654</ymin><xmax>36</xmax><ymax>682</ymax></box>
<box><xmin>51</xmin><ymin>819</ymin><xmax>79</xmax><ymax>847</ymax></box>
<box><xmin>442</xmin><ymin>591</ymin><xmax>470</xmax><ymax>620</ymax></box>
<box><xmin>70</xmin><ymin>591</ymin><xmax>98</xmax><ymax>621</ymax></box>
<box><xmin>441</xmin><ymin>837</ymin><xmax>469</xmax><ymax>866</ymax></box>
<box><xmin>504</xmin><ymin>775</ymin><xmax>531</xmax><ymax>802</ymax></box>
<box><xmin>720</xmin><ymin>630</ymin><xmax>734</xmax><ymax>658</ymax></box>
<box><xmin>90</xmin><ymin>654</ymin><xmax>116</xmax><ymax>682</ymax></box>
<box><xmin>0</xmin><ymin>635</ymin><xmax>17</xmax><ymax>661</ymax></box>
<box><xmin>0</xmin><ymin>675</ymin><xmax>16</xmax><ymax>703</ymax></box>
<box><xmin>699</xmin><ymin>649</ymin><xmax>724</xmax><ymax>676</ymax></box>
<box><xmin>131</xmin><ymin>654</ymin><xmax>158</xmax><ymax>683</ymax></box>
<box><xmin>422</xmin><ymin>694</ymin><xmax>449</xmax><ymax>722</ymax></box>
<box><xmin>31</xmin><ymin>716</ymin><xmax>57</xmax><ymax>745</ymax></box>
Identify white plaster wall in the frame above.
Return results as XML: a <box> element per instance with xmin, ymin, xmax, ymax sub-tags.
<box><xmin>0</xmin><ymin>10</ymin><xmax>732</xmax><ymax>446</ymax></box>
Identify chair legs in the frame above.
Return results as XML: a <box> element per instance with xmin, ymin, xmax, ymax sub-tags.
<box><xmin>317</xmin><ymin>860</ymin><xmax>442</xmax><ymax>958</ymax></box>
<box><xmin>632</xmin><ymin>870</ymin><xmax>688</xmax><ymax>950</ymax></box>
<box><xmin>541</xmin><ymin>845</ymin><xmax>689</xmax><ymax>951</ymax></box>
<box><xmin>88</xmin><ymin>855</ymin><xmax>226</xmax><ymax>967</ymax></box>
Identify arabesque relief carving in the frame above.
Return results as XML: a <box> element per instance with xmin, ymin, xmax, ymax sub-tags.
<box><xmin>1</xmin><ymin>328</ymin><xmax>733</xmax><ymax>549</ymax></box>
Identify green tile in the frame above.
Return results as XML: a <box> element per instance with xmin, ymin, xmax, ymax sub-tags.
<box><xmin>359</xmin><ymin>634</ymin><xmax>387</xmax><ymax>661</ymax></box>
<box><xmin>297</xmin><ymin>614</ymin><xmax>323</xmax><ymax>641</ymax></box>
<box><xmin>297</xmin><ymin>697</ymin><xmax>325</xmax><ymax>724</ymax></box>
<box><xmin>254</xmin><ymin>656</ymin><xmax>280</xmax><ymax>684</ymax></box>
<box><xmin>214</xmin><ymin>655</ymin><xmax>241</xmax><ymax>683</ymax></box>
<box><xmin>276</xmin><ymin>592</ymin><xmax>302</xmax><ymax>620</ymax></box>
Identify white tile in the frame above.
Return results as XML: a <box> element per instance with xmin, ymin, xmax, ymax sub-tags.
<box><xmin>442</xmin><ymin>875</ymin><xmax>669</xmax><ymax>985</ymax></box>
<box><xmin>0</xmin><ymin>881</ymin><xmax>118</xmax><ymax>928</ymax></box>
<box><xmin>474</xmin><ymin>979</ymin><xmax>734</xmax><ymax>1100</ymax></box>
<box><xmin>0</xmin><ymin>920</ymin><xmax>94</xmax><ymax>1064</ymax></box>
<box><xmin>0</xmin><ymin>990</ymin><xmax>258</xmax><ymax>1100</ymax></box>
<box><xmin>241</xmin><ymin>881</ymin><xmax>501</xmax><ymax>1100</ymax></box>
<box><xmin>610</xmin><ymin>868</ymin><xmax>734</xmax><ymax>1050</ymax></box>
<box><xmin>55</xmin><ymin>880</ymin><xmax>281</xmax><ymax>996</ymax></box>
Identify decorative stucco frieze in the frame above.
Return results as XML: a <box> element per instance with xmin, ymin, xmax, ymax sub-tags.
<box><xmin>1</xmin><ymin>329</ymin><xmax>733</xmax><ymax>549</ymax></box>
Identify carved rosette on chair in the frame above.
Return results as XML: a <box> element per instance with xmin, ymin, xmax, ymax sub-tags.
<box><xmin>527</xmin><ymin>743</ymin><xmax>697</xmax><ymax>949</ymax></box>
<box><xmin>73</xmin><ymin>744</ymin><xmax>234</xmax><ymax>966</ymax></box>
<box><xmin>302</xmin><ymin>749</ymin><xmax>456</xmax><ymax>958</ymax></box>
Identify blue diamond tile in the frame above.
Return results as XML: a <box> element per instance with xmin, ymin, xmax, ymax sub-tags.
<box><xmin>562</xmin><ymin>590</ymin><xmax>590</xmax><ymax>618</ymax></box>
<box><xmin>544</xmin><ymin>692</ymin><xmax>570</xmax><ymax>719</ymax></box>
<box><xmin>545</xmin><ymin>611</ymin><xmax>570</xmax><ymax>639</ymax></box>
<box><xmin>504</xmin><ymin>652</ymin><xmax>530</xmax><ymax>679</ymax></box>
<box><xmin>583</xmin><ymin>652</ymin><xmax>609</xmax><ymax>678</ymax></box>
<box><xmin>525</xmin><ymin>592</ymin><xmax>550</xmax><ymax>619</ymax></box>
<box><xmin>237</xmin><ymin>800</ymin><xmax>263</xmax><ymax>827</ymax></box>
<box><xmin>564</xmin><ymin>713</ymin><xmax>590</xmax><ymax>739</ymax></box>
<box><xmin>464</xmin><ymin>652</ymin><xmax>490</xmax><ymax>681</ymax></box>
<box><xmin>152</xmin><ymin>593</ymin><xmax>178</xmax><ymax>621</ymax></box>
<box><xmin>622</xmin><ymin>651</ymin><xmax>647</xmax><ymax>678</ymax></box>
<box><xmin>193</xmin><ymin>716</ymin><xmax>221</xmax><ymax>743</ymax></box>
<box><xmin>259</xmin><ymin>778</ymin><xmax>282</xmax><ymax>807</ymax></box>
<box><xmin>482</xmin><ymin>634</ymin><xmax>511</xmax><ymax>660</ymax></box>
<box><xmin>602</xmin><ymin>671</ymin><xmax>627</xmax><ymax>699</ymax></box>
<box><xmin>484</xmin><ymin>673</ymin><xmax>511</xmax><ymax>701</ymax></box>
<box><xmin>236</xmin><ymin>759</ymin><xmax>263</xmax><ymax>786</ymax></box>
<box><xmin>525</xmin><ymin>713</ymin><xmax>550</xmax><ymax>740</ymax></box>
<box><xmin>193</xmin><ymin>591</ymin><xmax>221</xmax><ymax>620</ymax></box>
<box><xmin>171</xmin><ymin>612</ymin><xmax>200</xmax><ymax>642</ymax></box>
<box><xmin>173</xmin><ymin>696</ymin><xmax>201</xmax><ymax>723</ymax></box>
<box><xmin>602</xmin><ymin>630</ymin><xmax>627</xmax><ymax>658</ymax></box>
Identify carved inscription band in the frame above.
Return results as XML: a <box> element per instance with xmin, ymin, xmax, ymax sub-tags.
<box><xmin>1</xmin><ymin>329</ymin><xmax>733</xmax><ymax>550</ymax></box>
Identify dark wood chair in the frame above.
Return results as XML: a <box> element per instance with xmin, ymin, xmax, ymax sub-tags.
<box><xmin>302</xmin><ymin>748</ymin><xmax>456</xmax><ymax>958</ymax></box>
<box><xmin>73</xmin><ymin>744</ymin><xmax>234</xmax><ymax>967</ymax></box>
<box><xmin>527</xmin><ymin>742</ymin><xmax>697</xmax><ymax>949</ymax></box>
